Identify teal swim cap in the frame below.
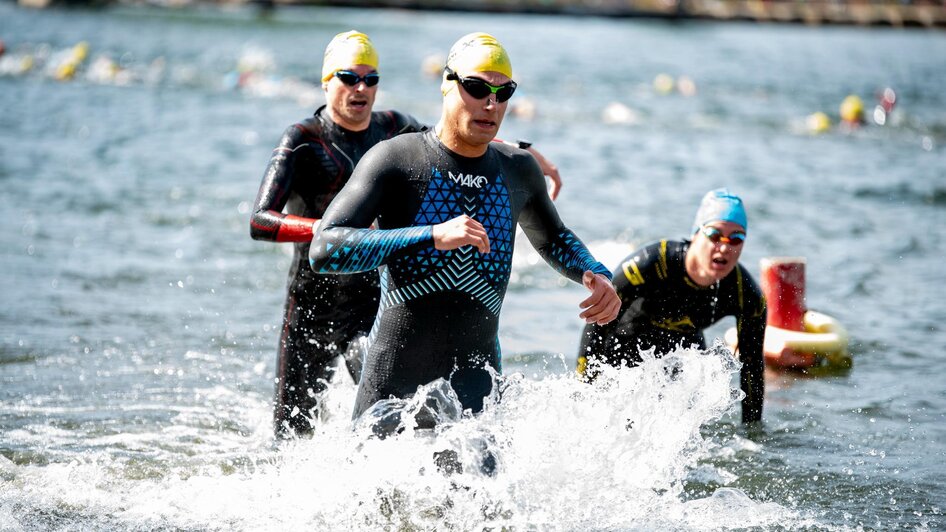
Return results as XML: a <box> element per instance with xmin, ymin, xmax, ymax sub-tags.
<box><xmin>692</xmin><ymin>188</ymin><xmax>747</xmax><ymax>234</ymax></box>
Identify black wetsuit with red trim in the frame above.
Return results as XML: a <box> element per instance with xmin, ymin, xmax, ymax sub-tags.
<box><xmin>577</xmin><ymin>239</ymin><xmax>766</xmax><ymax>423</ymax></box>
<box><xmin>250</xmin><ymin>105</ymin><xmax>424</xmax><ymax>436</ymax></box>
<box><xmin>309</xmin><ymin>130</ymin><xmax>611</xmax><ymax>420</ymax></box>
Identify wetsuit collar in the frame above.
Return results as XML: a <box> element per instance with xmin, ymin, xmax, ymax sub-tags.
<box><xmin>428</xmin><ymin>129</ymin><xmax>493</xmax><ymax>164</ymax></box>
<box><xmin>682</xmin><ymin>239</ymin><xmax>721</xmax><ymax>290</ymax></box>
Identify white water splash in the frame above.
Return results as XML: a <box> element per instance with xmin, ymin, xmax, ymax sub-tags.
<box><xmin>0</xmin><ymin>345</ymin><xmax>805</xmax><ymax>530</ymax></box>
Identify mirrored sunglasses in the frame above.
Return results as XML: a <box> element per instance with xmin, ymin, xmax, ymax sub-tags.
<box><xmin>334</xmin><ymin>70</ymin><xmax>380</xmax><ymax>87</ymax></box>
<box><xmin>700</xmin><ymin>225</ymin><xmax>746</xmax><ymax>246</ymax></box>
<box><xmin>445</xmin><ymin>67</ymin><xmax>517</xmax><ymax>103</ymax></box>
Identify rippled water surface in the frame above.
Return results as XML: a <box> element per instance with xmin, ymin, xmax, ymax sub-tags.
<box><xmin>1</xmin><ymin>4</ymin><xmax>945</xmax><ymax>530</ymax></box>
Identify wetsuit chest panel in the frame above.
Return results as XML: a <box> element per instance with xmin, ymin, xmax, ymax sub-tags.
<box><xmin>285</xmin><ymin>124</ymin><xmax>346</xmax><ymax>219</ymax></box>
<box><xmin>383</xmin><ymin>166</ymin><xmax>513</xmax><ymax>317</ymax></box>
<box><xmin>638</xmin><ymin>243</ymin><xmax>742</xmax><ymax>332</ymax></box>
<box><xmin>301</xmin><ymin>133</ymin><xmax>383</xmax><ymax>217</ymax></box>
<box><xmin>646</xmin><ymin>284</ymin><xmax>716</xmax><ymax>332</ymax></box>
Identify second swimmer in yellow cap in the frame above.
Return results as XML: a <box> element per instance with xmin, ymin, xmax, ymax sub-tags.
<box><xmin>319</xmin><ymin>30</ymin><xmax>382</xmax><ymax>131</ymax></box>
<box><xmin>252</xmin><ymin>29</ymin><xmax>429</xmax><ymax>438</ymax></box>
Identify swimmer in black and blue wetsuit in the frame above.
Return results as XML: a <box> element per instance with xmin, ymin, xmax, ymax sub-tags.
<box><xmin>577</xmin><ymin>189</ymin><xmax>767</xmax><ymax>423</ymax></box>
<box><xmin>251</xmin><ymin>31</ymin><xmax>565</xmax><ymax>437</ymax></box>
<box><xmin>309</xmin><ymin>32</ymin><xmax>621</xmax><ymax>422</ymax></box>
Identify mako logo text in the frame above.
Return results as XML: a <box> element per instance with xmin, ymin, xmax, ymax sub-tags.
<box><xmin>448</xmin><ymin>171</ymin><xmax>488</xmax><ymax>188</ymax></box>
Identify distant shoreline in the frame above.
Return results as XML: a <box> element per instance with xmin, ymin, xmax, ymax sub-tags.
<box><xmin>271</xmin><ymin>0</ymin><xmax>946</xmax><ymax>29</ymax></box>
<box><xmin>15</xmin><ymin>0</ymin><xmax>946</xmax><ymax>29</ymax></box>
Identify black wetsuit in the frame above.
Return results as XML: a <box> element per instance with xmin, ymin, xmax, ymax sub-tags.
<box><xmin>309</xmin><ymin>130</ymin><xmax>610</xmax><ymax>420</ymax></box>
<box><xmin>250</xmin><ymin>105</ymin><xmax>424</xmax><ymax>436</ymax></box>
<box><xmin>577</xmin><ymin>239</ymin><xmax>766</xmax><ymax>423</ymax></box>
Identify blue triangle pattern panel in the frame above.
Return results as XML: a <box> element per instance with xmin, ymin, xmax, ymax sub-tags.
<box><xmin>475</xmin><ymin>174</ymin><xmax>513</xmax><ymax>284</ymax></box>
<box><xmin>379</xmin><ymin>168</ymin><xmax>513</xmax><ymax>318</ymax></box>
<box><xmin>413</xmin><ymin>168</ymin><xmax>465</xmax><ymax>226</ymax></box>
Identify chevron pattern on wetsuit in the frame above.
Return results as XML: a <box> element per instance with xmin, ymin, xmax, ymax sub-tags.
<box><xmin>541</xmin><ymin>229</ymin><xmax>611</xmax><ymax>280</ymax></box>
<box><xmin>316</xmin><ymin>226</ymin><xmax>433</xmax><ymax>273</ymax></box>
<box><xmin>381</xmin><ymin>168</ymin><xmax>513</xmax><ymax>318</ymax></box>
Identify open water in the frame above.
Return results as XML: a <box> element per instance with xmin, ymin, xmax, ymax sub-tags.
<box><xmin>1</xmin><ymin>3</ymin><xmax>945</xmax><ymax>530</ymax></box>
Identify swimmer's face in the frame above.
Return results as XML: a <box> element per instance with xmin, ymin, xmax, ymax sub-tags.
<box><xmin>688</xmin><ymin>221</ymin><xmax>745</xmax><ymax>285</ymax></box>
<box><xmin>323</xmin><ymin>64</ymin><xmax>378</xmax><ymax>131</ymax></box>
<box><xmin>441</xmin><ymin>69</ymin><xmax>509</xmax><ymax>154</ymax></box>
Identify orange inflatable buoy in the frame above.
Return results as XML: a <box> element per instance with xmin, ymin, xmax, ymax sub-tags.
<box><xmin>726</xmin><ymin>257</ymin><xmax>851</xmax><ymax>373</ymax></box>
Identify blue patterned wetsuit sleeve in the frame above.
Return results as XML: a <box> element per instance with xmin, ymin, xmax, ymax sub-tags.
<box><xmin>516</xmin><ymin>162</ymin><xmax>611</xmax><ymax>284</ymax></box>
<box><xmin>541</xmin><ymin>228</ymin><xmax>612</xmax><ymax>281</ymax></box>
<box><xmin>311</xmin><ymin>226</ymin><xmax>432</xmax><ymax>273</ymax></box>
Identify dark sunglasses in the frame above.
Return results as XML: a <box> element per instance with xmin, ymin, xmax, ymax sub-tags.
<box><xmin>700</xmin><ymin>225</ymin><xmax>746</xmax><ymax>246</ymax></box>
<box><xmin>334</xmin><ymin>70</ymin><xmax>380</xmax><ymax>87</ymax></box>
<box><xmin>445</xmin><ymin>66</ymin><xmax>517</xmax><ymax>103</ymax></box>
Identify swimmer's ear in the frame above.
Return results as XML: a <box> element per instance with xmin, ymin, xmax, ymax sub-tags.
<box><xmin>440</xmin><ymin>69</ymin><xmax>457</xmax><ymax>96</ymax></box>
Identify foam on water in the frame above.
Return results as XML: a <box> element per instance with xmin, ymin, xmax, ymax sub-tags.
<box><xmin>0</xmin><ymin>344</ymin><xmax>820</xmax><ymax>531</ymax></box>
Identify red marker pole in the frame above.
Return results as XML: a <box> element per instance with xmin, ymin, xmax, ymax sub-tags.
<box><xmin>760</xmin><ymin>257</ymin><xmax>806</xmax><ymax>331</ymax></box>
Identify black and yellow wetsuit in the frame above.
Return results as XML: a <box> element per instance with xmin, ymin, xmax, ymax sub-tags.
<box><xmin>250</xmin><ymin>106</ymin><xmax>424</xmax><ymax>436</ymax></box>
<box><xmin>577</xmin><ymin>239</ymin><xmax>766</xmax><ymax>423</ymax></box>
<box><xmin>310</xmin><ymin>130</ymin><xmax>610</xmax><ymax>420</ymax></box>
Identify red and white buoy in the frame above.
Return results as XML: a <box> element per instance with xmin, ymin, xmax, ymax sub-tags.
<box><xmin>726</xmin><ymin>257</ymin><xmax>851</xmax><ymax>373</ymax></box>
<box><xmin>759</xmin><ymin>257</ymin><xmax>851</xmax><ymax>371</ymax></box>
<box><xmin>761</xmin><ymin>257</ymin><xmax>807</xmax><ymax>332</ymax></box>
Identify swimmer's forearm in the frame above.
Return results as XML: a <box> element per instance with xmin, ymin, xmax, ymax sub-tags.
<box><xmin>738</xmin><ymin>315</ymin><xmax>766</xmax><ymax>423</ymax></box>
<box><xmin>535</xmin><ymin>229</ymin><xmax>612</xmax><ymax>284</ymax></box>
<box><xmin>251</xmin><ymin>131</ymin><xmax>306</xmax><ymax>242</ymax></box>
<box><xmin>309</xmin><ymin>225</ymin><xmax>433</xmax><ymax>273</ymax></box>
<box><xmin>251</xmin><ymin>211</ymin><xmax>318</xmax><ymax>243</ymax></box>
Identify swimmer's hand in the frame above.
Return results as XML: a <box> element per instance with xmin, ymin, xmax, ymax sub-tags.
<box><xmin>526</xmin><ymin>146</ymin><xmax>562</xmax><ymax>201</ymax></box>
<box><xmin>433</xmin><ymin>215</ymin><xmax>490</xmax><ymax>254</ymax></box>
<box><xmin>579</xmin><ymin>272</ymin><xmax>620</xmax><ymax>325</ymax></box>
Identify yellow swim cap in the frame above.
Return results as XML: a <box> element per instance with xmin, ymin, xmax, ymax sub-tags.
<box><xmin>445</xmin><ymin>32</ymin><xmax>512</xmax><ymax>78</ymax></box>
<box><xmin>839</xmin><ymin>95</ymin><xmax>864</xmax><ymax>123</ymax></box>
<box><xmin>806</xmin><ymin>111</ymin><xmax>831</xmax><ymax>134</ymax></box>
<box><xmin>71</xmin><ymin>42</ymin><xmax>90</xmax><ymax>63</ymax></box>
<box><xmin>321</xmin><ymin>30</ymin><xmax>379</xmax><ymax>83</ymax></box>
<box><xmin>653</xmin><ymin>73</ymin><xmax>674</xmax><ymax>95</ymax></box>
